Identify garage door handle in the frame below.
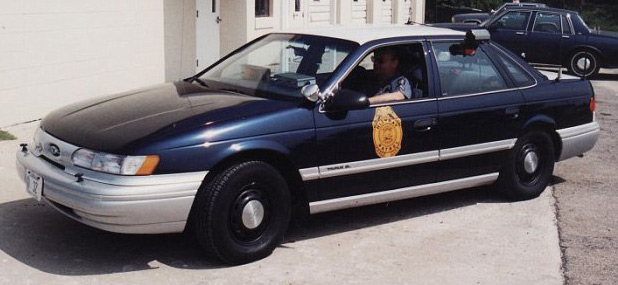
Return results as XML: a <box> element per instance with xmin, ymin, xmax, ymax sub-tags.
<box><xmin>414</xmin><ymin>118</ymin><xmax>437</xmax><ymax>132</ymax></box>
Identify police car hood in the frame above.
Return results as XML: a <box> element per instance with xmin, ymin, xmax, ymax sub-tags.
<box><xmin>41</xmin><ymin>82</ymin><xmax>301</xmax><ymax>153</ymax></box>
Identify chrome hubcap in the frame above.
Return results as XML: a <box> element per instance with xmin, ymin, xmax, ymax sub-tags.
<box><xmin>576</xmin><ymin>57</ymin><xmax>591</xmax><ymax>71</ymax></box>
<box><xmin>241</xmin><ymin>200</ymin><xmax>265</xmax><ymax>230</ymax></box>
<box><xmin>523</xmin><ymin>151</ymin><xmax>539</xmax><ymax>174</ymax></box>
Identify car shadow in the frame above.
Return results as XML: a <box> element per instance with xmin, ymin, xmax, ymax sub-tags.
<box><xmin>0</xmin><ymin>186</ymin><xmax>510</xmax><ymax>276</ymax></box>
<box><xmin>593</xmin><ymin>73</ymin><xmax>618</xmax><ymax>81</ymax></box>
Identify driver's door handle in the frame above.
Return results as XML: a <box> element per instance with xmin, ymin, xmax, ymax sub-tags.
<box><xmin>505</xmin><ymin>107</ymin><xmax>520</xmax><ymax>119</ymax></box>
<box><xmin>515</xmin><ymin>31</ymin><xmax>526</xmax><ymax>35</ymax></box>
<box><xmin>414</xmin><ymin>118</ymin><xmax>437</xmax><ymax>132</ymax></box>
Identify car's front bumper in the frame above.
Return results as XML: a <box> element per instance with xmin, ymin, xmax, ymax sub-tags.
<box><xmin>16</xmin><ymin>149</ymin><xmax>207</xmax><ymax>234</ymax></box>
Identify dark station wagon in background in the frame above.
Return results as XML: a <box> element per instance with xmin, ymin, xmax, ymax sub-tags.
<box><xmin>451</xmin><ymin>2</ymin><xmax>547</xmax><ymax>24</ymax></box>
<box><xmin>440</xmin><ymin>6</ymin><xmax>618</xmax><ymax>77</ymax></box>
<box><xmin>16</xmin><ymin>25</ymin><xmax>599</xmax><ymax>264</ymax></box>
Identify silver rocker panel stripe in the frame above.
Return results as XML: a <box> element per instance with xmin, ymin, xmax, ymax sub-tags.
<box><xmin>318</xmin><ymin>150</ymin><xmax>439</xmax><ymax>179</ymax></box>
<box><xmin>309</xmin><ymin>173</ymin><xmax>499</xmax><ymax>214</ymax></box>
<box><xmin>299</xmin><ymin>139</ymin><xmax>516</xmax><ymax>181</ymax></box>
<box><xmin>439</xmin><ymin>139</ymin><xmax>516</xmax><ymax>161</ymax></box>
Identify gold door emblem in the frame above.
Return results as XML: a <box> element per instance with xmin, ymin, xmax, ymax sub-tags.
<box><xmin>372</xmin><ymin>106</ymin><xmax>403</xmax><ymax>158</ymax></box>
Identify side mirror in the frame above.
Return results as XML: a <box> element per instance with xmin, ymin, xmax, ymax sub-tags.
<box><xmin>323</xmin><ymin>89</ymin><xmax>369</xmax><ymax>111</ymax></box>
<box><xmin>487</xmin><ymin>23</ymin><xmax>498</xmax><ymax>31</ymax></box>
<box><xmin>301</xmin><ymin>84</ymin><xmax>320</xmax><ymax>102</ymax></box>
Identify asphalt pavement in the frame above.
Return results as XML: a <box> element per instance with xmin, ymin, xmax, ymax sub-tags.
<box><xmin>552</xmin><ymin>70</ymin><xmax>618</xmax><ymax>284</ymax></box>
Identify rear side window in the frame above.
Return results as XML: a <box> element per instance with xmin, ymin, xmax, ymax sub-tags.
<box><xmin>493</xmin><ymin>48</ymin><xmax>536</xmax><ymax>87</ymax></box>
<box><xmin>533</xmin><ymin>12</ymin><xmax>561</xmax><ymax>34</ymax></box>
<box><xmin>432</xmin><ymin>42</ymin><xmax>507</xmax><ymax>97</ymax></box>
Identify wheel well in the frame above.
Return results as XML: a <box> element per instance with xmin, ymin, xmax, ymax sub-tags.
<box><xmin>201</xmin><ymin>150</ymin><xmax>309</xmax><ymax>218</ymax></box>
<box><xmin>521</xmin><ymin>125</ymin><xmax>562</xmax><ymax>162</ymax></box>
<box><xmin>565</xmin><ymin>47</ymin><xmax>603</xmax><ymax>66</ymax></box>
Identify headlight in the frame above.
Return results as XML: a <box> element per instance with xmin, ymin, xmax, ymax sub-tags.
<box><xmin>71</xmin><ymin>148</ymin><xmax>159</xmax><ymax>176</ymax></box>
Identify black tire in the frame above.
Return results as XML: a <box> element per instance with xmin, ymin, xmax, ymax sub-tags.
<box><xmin>497</xmin><ymin>131</ymin><xmax>555</xmax><ymax>201</ymax></box>
<box><xmin>192</xmin><ymin>161</ymin><xmax>291</xmax><ymax>264</ymax></box>
<box><xmin>568</xmin><ymin>50</ymin><xmax>600</xmax><ymax>78</ymax></box>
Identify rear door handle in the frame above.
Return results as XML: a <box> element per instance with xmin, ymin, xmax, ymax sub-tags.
<box><xmin>562</xmin><ymin>35</ymin><xmax>570</xmax><ymax>39</ymax></box>
<box><xmin>505</xmin><ymin>107</ymin><xmax>520</xmax><ymax>119</ymax></box>
<box><xmin>414</xmin><ymin>118</ymin><xmax>437</xmax><ymax>132</ymax></box>
<box><xmin>515</xmin><ymin>31</ymin><xmax>526</xmax><ymax>35</ymax></box>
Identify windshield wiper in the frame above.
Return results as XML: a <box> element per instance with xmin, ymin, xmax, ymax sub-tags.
<box><xmin>220</xmin><ymin>88</ymin><xmax>247</xmax><ymax>95</ymax></box>
<box><xmin>183</xmin><ymin>76</ymin><xmax>209</xmax><ymax>88</ymax></box>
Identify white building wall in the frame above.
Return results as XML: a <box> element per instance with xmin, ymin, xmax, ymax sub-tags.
<box><xmin>0</xmin><ymin>0</ymin><xmax>166</xmax><ymax>127</ymax></box>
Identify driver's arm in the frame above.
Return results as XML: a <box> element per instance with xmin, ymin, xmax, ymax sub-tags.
<box><xmin>368</xmin><ymin>91</ymin><xmax>406</xmax><ymax>104</ymax></box>
<box><xmin>368</xmin><ymin>77</ymin><xmax>412</xmax><ymax>104</ymax></box>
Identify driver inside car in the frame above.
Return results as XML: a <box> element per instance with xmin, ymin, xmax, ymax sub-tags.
<box><xmin>368</xmin><ymin>47</ymin><xmax>412</xmax><ymax>104</ymax></box>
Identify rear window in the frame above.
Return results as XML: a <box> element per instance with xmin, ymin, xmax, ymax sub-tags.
<box><xmin>493</xmin><ymin>49</ymin><xmax>536</xmax><ymax>87</ymax></box>
<box><xmin>432</xmin><ymin>42</ymin><xmax>508</xmax><ymax>97</ymax></box>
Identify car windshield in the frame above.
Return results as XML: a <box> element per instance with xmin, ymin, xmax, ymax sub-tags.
<box><xmin>198</xmin><ymin>33</ymin><xmax>359</xmax><ymax>100</ymax></box>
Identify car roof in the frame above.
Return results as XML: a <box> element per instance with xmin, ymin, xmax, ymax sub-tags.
<box><xmin>503</xmin><ymin>6</ymin><xmax>578</xmax><ymax>15</ymax></box>
<box><xmin>281</xmin><ymin>24</ymin><xmax>466</xmax><ymax>45</ymax></box>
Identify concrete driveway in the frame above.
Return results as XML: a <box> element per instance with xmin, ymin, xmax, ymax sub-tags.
<box><xmin>0</xmin><ymin>120</ymin><xmax>563</xmax><ymax>283</ymax></box>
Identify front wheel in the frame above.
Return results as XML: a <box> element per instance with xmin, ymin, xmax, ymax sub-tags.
<box><xmin>192</xmin><ymin>161</ymin><xmax>291</xmax><ymax>264</ymax></box>
<box><xmin>568</xmin><ymin>50</ymin><xmax>600</xmax><ymax>78</ymax></box>
<box><xmin>497</xmin><ymin>131</ymin><xmax>555</xmax><ymax>201</ymax></box>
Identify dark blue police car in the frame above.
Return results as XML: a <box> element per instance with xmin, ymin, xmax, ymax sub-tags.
<box><xmin>16</xmin><ymin>25</ymin><xmax>599</xmax><ymax>264</ymax></box>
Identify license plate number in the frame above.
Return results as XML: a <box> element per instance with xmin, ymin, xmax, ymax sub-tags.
<box><xmin>25</xmin><ymin>169</ymin><xmax>43</xmax><ymax>202</ymax></box>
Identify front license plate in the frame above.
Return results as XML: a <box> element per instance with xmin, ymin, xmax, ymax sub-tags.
<box><xmin>25</xmin><ymin>169</ymin><xmax>43</xmax><ymax>202</ymax></box>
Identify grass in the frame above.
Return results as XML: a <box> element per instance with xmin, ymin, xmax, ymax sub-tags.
<box><xmin>0</xmin><ymin>130</ymin><xmax>17</xmax><ymax>141</ymax></box>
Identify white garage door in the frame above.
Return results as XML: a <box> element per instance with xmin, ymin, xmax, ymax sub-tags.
<box><xmin>382</xmin><ymin>0</ymin><xmax>393</xmax><ymax>24</ymax></box>
<box><xmin>308</xmin><ymin>0</ymin><xmax>333</xmax><ymax>26</ymax></box>
<box><xmin>352</xmin><ymin>0</ymin><xmax>368</xmax><ymax>24</ymax></box>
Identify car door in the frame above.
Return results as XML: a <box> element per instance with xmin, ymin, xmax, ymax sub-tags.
<box><xmin>524</xmin><ymin>11</ymin><xmax>566</xmax><ymax>64</ymax></box>
<box><xmin>488</xmin><ymin>10</ymin><xmax>533</xmax><ymax>58</ymax></box>
<box><xmin>313</xmin><ymin>41</ymin><xmax>440</xmax><ymax>201</ymax></box>
<box><xmin>430</xmin><ymin>41</ymin><xmax>525</xmax><ymax>182</ymax></box>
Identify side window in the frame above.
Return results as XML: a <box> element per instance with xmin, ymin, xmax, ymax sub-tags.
<box><xmin>562</xmin><ymin>15</ymin><xmax>572</xmax><ymax>34</ymax></box>
<box><xmin>533</xmin><ymin>12</ymin><xmax>562</xmax><ymax>34</ymax></box>
<box><xmin>432</xmin><ymin>42</ymin><xmax>507</xmax><ymax>97</ymax></box>
<box><xmin>495</xmin><ymin>11</ymin><xmax>531</xmax><ymax>31</ymax></box>
<box><xmin>493</xmin><ymin>48</ymin><xmax>536</xmax><ymax>87</ymax></box>
<box><xmin>340</xmin><ymin>43</ymin><xmax>428</xmax><ymax>101</ymax></box>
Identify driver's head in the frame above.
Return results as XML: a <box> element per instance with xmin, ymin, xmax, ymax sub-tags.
<box><xmin>373</xmin><ymin>47</ymin><xmax>400</xmax><ymax>84</ymax></box>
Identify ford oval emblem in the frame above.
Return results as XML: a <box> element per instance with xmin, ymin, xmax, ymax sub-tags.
<box><xmin>49</xmin><ymin>144</ymin><xmax>61</xmax><ymax>157</ymax></box>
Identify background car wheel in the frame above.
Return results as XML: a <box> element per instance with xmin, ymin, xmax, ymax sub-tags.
<box><xmin>569</xmin><ymin>50</ymin><xmax>600</xmax><ymax>78</ymax></box>
<box><xmin>192</xmin><ymin>161</ymin><xmax>291</xmax><ymax>264</ymax></box>
<box><xmin>497</xmin><ymin>131</ymin><xmax>555</xmax><ymax>201</ymax></box>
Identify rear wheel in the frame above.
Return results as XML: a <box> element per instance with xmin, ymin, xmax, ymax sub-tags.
<box><xmin>568</xmin><ymin>50</ymin><xmax>600</xmax><ymax>78</ymax></box>
<box><xmin>192</xmin><ymin>161</ymin><xmax>291</xmax><ymax>264</ymax></box>
<box><xmin>497</xmin><ymin>131</ymin><xmax>555</xmax><ymax>201</ymax></box>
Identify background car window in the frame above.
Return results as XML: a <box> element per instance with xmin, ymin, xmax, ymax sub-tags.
<box><xmin>533</xmin><ymin>12</ymin><xmax>562</xmax><ymax>33</ymax></box>
<box><xmin>561</xmin><ymin>15</ymin><xmax>572</xmax><ymax>34</ymax></box>
<box><xmin>432</xmin><ymin>42</ymin><xmax>507</xmax><ymax>97</ymax></box>
<box><xmin>493</xmin><ymin>49</ymin><xmax>535</xmax><ymax>87</ymax></box>
<box><xmin>496</xmin><ymin>11</ymin><xmax>531</xmax><ymax>31</ymax></box>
